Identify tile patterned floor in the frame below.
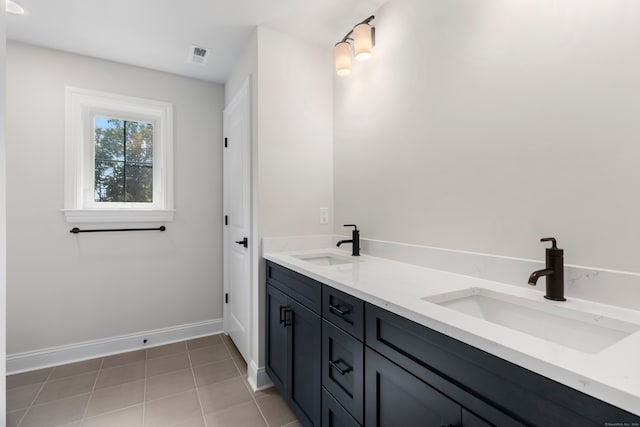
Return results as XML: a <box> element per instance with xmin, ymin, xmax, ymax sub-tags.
<box><xmin>6</xmin><ymin>334</ymin><xmax>300</xmax><ymax>427</ymax></box>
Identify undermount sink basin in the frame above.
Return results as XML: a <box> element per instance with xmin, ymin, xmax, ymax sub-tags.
<box><xmin>292</xmin><ymin>253</ymin><xmax>362</xmax><ymax>267</ymax></box>
<box><xmin>423</xmin><ymin>288</ymin><xmax>640</xmax><ymax>354</ymax></box>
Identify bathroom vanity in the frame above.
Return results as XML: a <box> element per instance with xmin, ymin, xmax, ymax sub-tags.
<box><xmin>264</xmin><ymin>250</ymin><xmax>640</xmax><ymax>427</ymax></box>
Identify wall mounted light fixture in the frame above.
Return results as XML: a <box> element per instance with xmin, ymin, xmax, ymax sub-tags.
<box><xmin>335</xmin><ymin>15</ymin><xmax>375</xmax><ymax>76</ymax></box>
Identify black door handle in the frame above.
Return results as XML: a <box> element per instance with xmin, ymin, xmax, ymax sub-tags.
<box><xmin>235</xmin><ymin>237</ymin><xmax>248</xmax><ymax>248</ymax></box>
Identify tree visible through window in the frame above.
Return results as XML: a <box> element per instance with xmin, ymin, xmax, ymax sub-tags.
<box><xmin>94</xmin><ymin>117</ymin><xmax>153</xmax><ymax>203</ymax></box>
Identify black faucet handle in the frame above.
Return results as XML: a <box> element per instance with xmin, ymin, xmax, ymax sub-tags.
<box><xmin>540</xmin><ymin>237</ymin><xmax>558</xmax><ymax>249</ymax></box>
<box><xmin>343</xmin><ymin>224</ymin><xmax>358</xmax><ymax>231</ymax></box>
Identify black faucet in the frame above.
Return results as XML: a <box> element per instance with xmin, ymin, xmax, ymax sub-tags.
<box><xmin>528</xmin><ymin>237</ymin><xmax>565</xmax><ymax>301</ymax></box>
<box><xmin>336</xmin><ymin>224</ymin><xmax>360</xmax><ymax>256</ymax></box>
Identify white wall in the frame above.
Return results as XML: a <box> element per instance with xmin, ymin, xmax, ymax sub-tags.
<box><xmin>257</xmin><ymin>26</ymin><xmax>334</xmax><ymax>238</ymax></box>
<box><xmin>224</xmin><ymin>29</ymin><xmax>262</xmax><ymax>387</ymax></box>
<box><xmin>224</xmin><ymin>26</ymin><xmax>333</xmax><ymax>387</ymax></box>
<box><xmin>225</xmin><ymin>30</ymin><xmax>258</xmax><ymax>109</ymax></box>
<box><xmin>1</xmin><ymin>0</ymin><xmax>8</xmax><ymax>416</ymax></box>
<box><xmin>334</xmin><ymin>0</ymin><xmax>640</xmax><ymax>273</ymax></box>
<box><xmin>255</xmin><ymin>26</ymin><xmax>334</xmax><ymax>376</ymax></box>
<box><xmin>6</xmin><ymin>42</ymin><xmax>225</xmax><ymax>355</ymax></box>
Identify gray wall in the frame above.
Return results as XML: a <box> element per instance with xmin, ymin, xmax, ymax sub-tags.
<box><xmin>334</xmin><ymin>0</ymin><xmax>640</xmax><ymax>272</ymax></box>
<box><xmin>6</xmin><ymin>42</ymin><xmax>225</xmax><ymax>354</ymax></box>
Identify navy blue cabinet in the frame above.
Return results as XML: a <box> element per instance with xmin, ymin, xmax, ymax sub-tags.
<box><xmin>266</xmin><ymin>284</ymin><xmax>288</xmax><ymax>394</ymax></box>
<box><xmin>289</xmin><ymin>297</ymin><xmax>322</xmax><ymax>426</ymax></box>
<box><xmin>266</xmin><ymin>263</ymin><xmax>322</xmax><ymax>427</ymax></box>
<box><xmin>366</xmin><ymin>303</ymin><xmax>640</xmax><ymax>427</ymax></box>
<box><xmin>322</xmin><ymin>285</ymin><xmax>365</xmax><ymax>341</ymax></box>
<box><xmin>322</xmin><ymin>320</ymin><xmax>364</xmax><ymax>424</ymax></box>
<box><xmin>365</xmin><ymin>347</ymin><xmax>461</xmax><ymax>427</ymax></box>
<box><xmin>323</xmin><ymin>388</ymin><xmax>361</xmax><ymax>427</ymax></box>
<box><xmin>462</xmin><ymin>409</ymin><xmax>492</xmax><ymax>427</ymax></box>
<box><xmin>266</xmin><ymin>260</ymin><xmax>640</xmax><ymax>427</ymax></box>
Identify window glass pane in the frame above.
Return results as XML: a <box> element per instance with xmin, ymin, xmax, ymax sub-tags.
<box><xmin>94</xmin><ymin>160</ymin><xmax>124</xmax><ymax>202</ymax></box>
<box><xmin>124</xmin><ymin>121</ymin><xmax>153</xmax><ymax>203</ymax></box>
<box><xmin>94</xmin><ymin>117</ymin><xmax>153</xmax><ymax>203</ymax></box>
<box><xmin>125</xmin><ymin>163</ymin><xmax>153</xmax><ymax>202</ymax></box>
<box><xmin>94</xmin><ymin>117</ymin><xmax>124</xmax><ymax>161</ymax></box>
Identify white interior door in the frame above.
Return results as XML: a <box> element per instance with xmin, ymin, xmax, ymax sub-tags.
<box><xmin>223</xmin><ymin>79</ymin><xmax>251</xmax><ymax>362</ymax></box>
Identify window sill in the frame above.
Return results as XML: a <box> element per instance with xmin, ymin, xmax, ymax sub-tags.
<box><xmin>62</xmin><ymin>209</ymin><xmax>175</xmax><ymax>224</ymax></box>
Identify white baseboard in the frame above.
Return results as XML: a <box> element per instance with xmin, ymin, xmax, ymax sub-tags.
<box><xmin>7</xmin><ymin>318</ymin><xmax>224</xmax><ymax>375</ymax></box>
<box><xmin>247</xmin><ymin>360</ymin><xmax>273</xmax><ymax>392</ymax></box>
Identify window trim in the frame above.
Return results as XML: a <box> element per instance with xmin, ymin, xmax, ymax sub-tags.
<box><xmin>63</xmin><ymin>87</ymin><xmax>174</xmax><ymax>223</ymax></box>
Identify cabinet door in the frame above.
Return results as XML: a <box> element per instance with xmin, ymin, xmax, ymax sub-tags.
<box><xmin>288</xmin><ymin>297</ymin><xmax>322</xmax><ymax>427</ymax></box>
<box><xmin>266</xmin><ymin>284</ymin><xmax>288</xmax><ymax>395</ymax></box>
<box><xmin>365</xmin><ymin>348</ymin><xmax>461</xmax><ymax>427</ymax></box>
<box><xmin>462</xmin><ymin>409</ymin><xmax>492</xmax><ymax>427</ymax></box>
<box><xmin>322</xmin><ymin>320</ymin><xmax>364</xmax><ymax>424</ymax></box>
<box><xmin>323</xmin><ymin>388</ymin><xmax>362</xmax><ymax>427</ymax></box>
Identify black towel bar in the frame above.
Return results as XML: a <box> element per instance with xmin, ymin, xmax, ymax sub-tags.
<box><xmin>70</xmin><ymin>226</ymin><xmax>166</xmax><ymax>234</ymax></box>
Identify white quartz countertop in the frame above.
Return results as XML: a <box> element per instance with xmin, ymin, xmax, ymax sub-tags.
<box><xmin>263</xmin><ymin>248</ymin><xmax>640</xmax><ymax>416</ymax></box>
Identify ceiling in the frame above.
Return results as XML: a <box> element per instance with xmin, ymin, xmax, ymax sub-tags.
<box><xmin>6</xmin><ymin>0</ymin><xmax>388</xmax><ymax>83</ymax></box>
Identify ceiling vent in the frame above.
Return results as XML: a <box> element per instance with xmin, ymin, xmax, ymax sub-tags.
<box><xmin>188</xmin><ymin>45</ymin><xmax>211</xmax><ymax>66</ymax></box>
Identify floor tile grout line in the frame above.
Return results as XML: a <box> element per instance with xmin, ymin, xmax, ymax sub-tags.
<box><xmin>232</xmin><ymin>344</ymin><xmax>271</xmax><ymax>427</ymax></box>
<box><xmin>221</xmin><ymin>338</ymin><xmax>235</xmax><ymax>358</ymax></box>
<box><xmin>40</xmin><ymin>368</ymin><xmax>102</xmax><ymax>384</ymax></box>
<box><xmin>12</xmin><ymin>407</ymin><xmax>29</xmax><ymax>427</ymax></box>
<box><xmin>146</xmin><ymin>366</ymin><xmax>195</xmax><ymax>385</ymax></box>
<box><xmin>80</xmin><ymin>402</ymin><xmax>144</xmax><ymax>423</ymax></box>
<box><xmin>7</xmin><ymin>337</ymin><xmax>231</xmax><ymax>427</ymax></box>
<box><xmin>146</xmin><ymin>349</ymin><xmax>188</xmax><ymax>362</ymax></box>
<box><xmin>253</xmin><ymin>397</ymin><xmax>272</xmax><ymax>427</ymax></box>
<box><xmin>15</xmin><ymin>367</ymin><xmax>57</xmax><ymax>427</ymax></box>
<box><xmin>144</xmin><ymin>384</ymin><xmax>197</xmax><ymax>405</ymax></box>
<box><xmin>186</xmin><ymin>341</ymin><xmax>209</xmax><ymax>427</ymax></box>
<box><xmin>222</xmin><ymin>336</ymin><xmax>243</xmax><ymax>360</ymax></box>
<box><xmin>80</xmin><ymin>357</ymin><xmax>105</xmax><ymax>423</ymax></box>
<box><xmin>99</xmin><ymin>359</ymin><xmax>138</xmax><ymax>370</ymax></box>
<box><xmin>237</xmin><ymin>359</ymin><xmax>296</xmax><ymax>427</ymax></box>
<box><xmin>231</xmin><ymin>356</ymin><xmax>248</xmax><ymax>378</ymax></box>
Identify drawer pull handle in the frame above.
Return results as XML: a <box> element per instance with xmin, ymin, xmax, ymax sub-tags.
<box><xmin>329</xmin><ymin>359</ymin><xmax>352</xmax><ymax>375</ymax></box>
<box><xmin>329</xmin><ymin>304</ymin><xmax>350</xmax><ymax>316</ymax></box>
<box><xmin>279</xmin><ymin>306</ymin><xmax>292</xmax><ymax>327</ymax></box>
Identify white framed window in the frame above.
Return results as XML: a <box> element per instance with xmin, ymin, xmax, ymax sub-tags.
<box><xmin>63</xmin><ymin>87</ymin><xmax>174</xmax><ymax>223</ymax></box>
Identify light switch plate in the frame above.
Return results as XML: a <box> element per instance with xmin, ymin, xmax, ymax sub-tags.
<box><xmin>319</xmin><ymin>207</ymin><xmax>329</xmax><ymax>225</ymax></box>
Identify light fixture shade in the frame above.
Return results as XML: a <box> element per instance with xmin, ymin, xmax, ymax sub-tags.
<box><xmin>353</xmin><ymin>23</ymin><xmax>373</xmax><ymax>61</ymax></box>
<box><xmin>335</xmin><ymin>42</ymin><xmax>352</xmax><ymax>76</ymax></box>
<box><xmin>6</xmin><ymin>0</ymin><xmax>26</xmax><ymax>15</ymax></box>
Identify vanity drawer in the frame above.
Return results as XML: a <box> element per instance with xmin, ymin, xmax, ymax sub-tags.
<box><xmin>322</xmin><ymin>285</ymin><xmax>364</xmax><ymax>341</ymax></box>
<box><xmin>322</xmin><ymin>320</ymin><xmax>364</xmax><ymax>424</ymax></box>
<box><xmin>266</xmin><ymin>261</ymin><xmax>322</xmax><ymax>314</ymax></box>
<box><xmin>364</xmin><ymin>303</ymin><xmax>638</xmax><ymax>427</ymax></box>
<box><xmin>322</xmin><ymin>388</ymin><xmax>361</xmax><ymax>427</ymax></box>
